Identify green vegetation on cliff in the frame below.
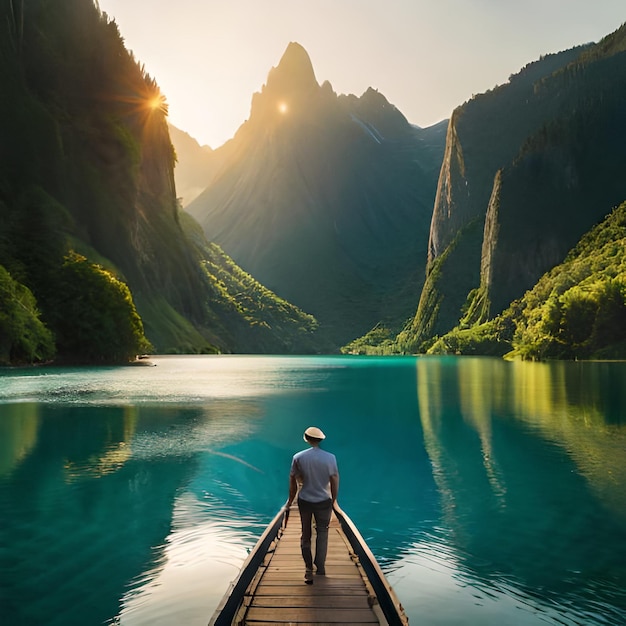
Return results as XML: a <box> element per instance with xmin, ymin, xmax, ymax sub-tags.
<box><xmin>48</xmin><ymin>253</ymin><xmax>152</xmax><ymax>363</ymax></box>
<box><xmin>0</xmin><ymin>266</ymin><xmax>54</xmax><ymax>365</ymax></box>
<box><xmin>395</xmin><ymin>218</ymin><xmax>485</xmax><ymax>353</ymax></box>
<box><xmin>182</xmin><ymin>213</ymin><xmax>323</xmax><ymax>354</ymax></box>
<box><xmin>414</xmin><ymin>44</ymin><xmax>589</xmax><ymax>346</ymax></box>
<box><xmin>509</xmin><ymin>201</ymin><xmax>626</xmax><ymax>360</ymax></box>
<box><xmin>428</xmin><ymin>201</ymin><xmax>626</xmax><ymax>360</ymax></box>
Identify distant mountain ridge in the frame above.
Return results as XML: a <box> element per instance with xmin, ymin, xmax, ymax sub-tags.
<box><xmin>187</xmin><ymin>42</ymin><xmax>447</xmax><ymax>346</ymax></box>
<box><xmin>168</xmin><ymin>124</ymin><xmax>220</xmax><ymax>206</ymax></box>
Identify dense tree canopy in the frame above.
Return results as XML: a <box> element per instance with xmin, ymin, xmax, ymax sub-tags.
<box><xmin>0</xmin><ymin>265</ymin><xmax>54</xmax><ymax>365</ymax></box>
<box><xmin>47</xmin><ymin>253</ymin><xmax>152</xmax><ymax>363</ymax></box>
<box><xmin>511</xmin><ymin>203</ymin><xmax>626</xmax><ymax>360</ymax></box>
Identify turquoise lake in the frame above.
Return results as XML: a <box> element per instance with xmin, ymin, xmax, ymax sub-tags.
<box><xmin>1</xmin><ymin>355</ymin><xmax>625</xmax><ymax>625</ymax></box>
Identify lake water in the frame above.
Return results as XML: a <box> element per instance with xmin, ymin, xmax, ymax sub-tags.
<box><xmin>1</xmin><ymin>355</ymin><xmax>625</xmax><ymax>625</ymax></box>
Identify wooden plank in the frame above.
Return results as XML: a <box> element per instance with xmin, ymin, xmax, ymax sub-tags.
<box><xmin>258</xmin><ymin>578</ymin><xmax>364</xmax><ymax>585</ymax></box>
<box><xmin>245</xmin><ymin>607</ymin><xmax>379</xmax><ymax>623</ymax></box>
<box><xmin>248</xmin><ymin>596</ymin><xmax>371</xmax><ymax>609</ymax></box>
<box><xmin>261</xmin><ymin>568</ymin><xmax>363</xmax><ymax>579</ymax></box>
<box><xmin>246</xmin><ymin>623</ymin><xmax>378</xmax><ymax>626</ymax></box>
<box><xmin>253</xmin><ymin>585</ymin><xmax>370</xmax><ymax>597</ymax></box>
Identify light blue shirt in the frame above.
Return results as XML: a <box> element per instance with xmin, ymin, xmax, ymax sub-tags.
<box><xmin>290</xmin><ymin>446</ymin><xmax>338</xmax><ymax>503</ymax></box>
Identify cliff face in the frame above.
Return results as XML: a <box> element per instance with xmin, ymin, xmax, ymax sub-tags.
<box><xmin>1</xmin><ymin>0</ymin><xmax>203</xmax><ymax>339</ymax></box>
<box><xmin>480</xmin><ymin>28</ymin><xmax>626</xmax><ymax>318</ymax></box>
<box><xmin>404</xmin><ymin>25</ymin><xmax>626</xmax><ymax>350</ymax></box>
<box><xmin>0</xmin><ymin>0</ymin><xmax>321</xmax><ymax>359</ymax></box>
<box><xmin>428</xmin><ymin>47</ymin><xmax>587</xmax><ymax>265</ymax></box>
<box><xmin>187</xmin><ymin>42</ymin><xmax>446</xmax><ymax>346</ymax></box>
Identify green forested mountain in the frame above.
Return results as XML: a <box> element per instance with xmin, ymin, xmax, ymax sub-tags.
<box><xmin>399</xmin><ymin>23</ymin><xmax>626</xmax><ymax>354</ymax></box>
<box><xmin>425</xmin><ymin>200</ymin><xmax>626</xmax><ymax>360</ymax></box>
<box><xmin>187</xmin><ymin>42</ymin><xmax>446</xmax><ymax>347</ymax></box>
<box><xmin>0</xmin><ymin>0</ymin><xmax>321</xmax><ymax>364</ymax></box>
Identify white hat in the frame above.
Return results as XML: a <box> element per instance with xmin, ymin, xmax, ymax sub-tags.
<box><xmin>303</xmin><ymin>426</ymin><xmax>326</xmax><ymax>441</ymax></box>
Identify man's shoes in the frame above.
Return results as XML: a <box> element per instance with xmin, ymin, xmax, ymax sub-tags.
<box><xmin>304</xmin><ymin>569</ymin><xmax>314</xmax><ymax>584</ymax></box>
<box><xmin>315</xmin><ymin>567</ymin><xmax>326</xmax><ymax>575</ymax></box>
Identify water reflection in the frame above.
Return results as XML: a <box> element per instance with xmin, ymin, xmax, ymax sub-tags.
<box><xmin>508</xmin><ymin>360</ymin><xmax>626</xmax><ymax>518</ymax></box>
<box><xmin>414</xmin><ymin>357</ymin><xmax>626</xmax><ymax>623</ymax></box>
<box><xmin>0</xmin><ymin>405</ymin><xmax>203</xmax><ymax>626</ymax></box>
<box><xmin>63</xmin><ymin>408</ymin><xmax>137</xmax><ymax>482</ymax></box>
<box><xmin>0</xmin><ymin>403</ymin><xmax>41</xmax><ymax>477</ymax></box>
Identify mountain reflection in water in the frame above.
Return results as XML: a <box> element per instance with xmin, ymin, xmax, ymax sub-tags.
<box><xmin>0</xmin><ymin>355</ymin><xmax>625</xmax><ymax>625</ymax></box>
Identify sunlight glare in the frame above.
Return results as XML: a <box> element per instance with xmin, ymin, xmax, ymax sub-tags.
<box><xmin>277</xmin><ymin>101</ymin><xmax>288</xmax><ymax>115</ymax></box>
<box><xmin>148</xmin><ymin>94</ymin><xmax>168</xmax><ymax>115</ymax></box>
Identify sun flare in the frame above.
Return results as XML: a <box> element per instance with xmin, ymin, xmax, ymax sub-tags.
<box><xmin>278</xmin><ymin>101</ymin><xmax>288</xmax><ymax>115</ymax></box>
<box><xmin>148</xmin><ymin>94</ymin><xmax>168</xmax><ymax>115</ymax></box>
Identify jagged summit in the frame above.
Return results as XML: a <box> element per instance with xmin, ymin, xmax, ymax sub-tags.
<box><xmin>266</xmin><ymin>42</ymin><xmax>319</xmax><ymax>94</ymax></box>
<box><xmin>340</xmin><ymin>87</ymin><xmax>410</xmax><ymax>140</ymax></box>
<box><xmin>249</xmin><ymin>42</ymin><xmax>325</xmax><ymax>123</ymax></box>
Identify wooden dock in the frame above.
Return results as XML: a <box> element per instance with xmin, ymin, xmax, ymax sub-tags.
<box><xmin>210</xmin><ymin>503</ymin><xmax>408</xmax><ymax>626</ymax></box>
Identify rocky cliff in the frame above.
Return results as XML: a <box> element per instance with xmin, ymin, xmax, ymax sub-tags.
<box><xmin>478</xmin><ymin>25</ymin><xmax>626</xmax><ymax>319</ymax></box>
<box><xmin>402</xmin><ymin>24</ymin><xmax>626</xmax><ymax>350</ymax></box>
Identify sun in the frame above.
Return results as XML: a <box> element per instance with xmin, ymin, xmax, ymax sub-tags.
<box><xmin>148</xmin><ymin>94</ymin><xmax>168</xmax><ymax>115</ymax></box>
<box><xmin>278</xmin><ymin>101</ymin><xmax>288</xmax><ymax>115</ymax></box>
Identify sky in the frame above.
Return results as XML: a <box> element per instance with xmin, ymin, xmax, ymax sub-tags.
<box><xmin>97</xmin><ymin>0</ymin><xmax>625</xmax><ymax>149</ymax></box>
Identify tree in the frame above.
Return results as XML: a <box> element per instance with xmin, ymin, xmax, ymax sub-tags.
<box><xmin>559</xmin><ymin>287</ymin><xmax>598</xmax><ymax>356</ymax></box>
<box><xmin>588</xmin><ymin>278</ymin><xmax>626</xmax><ymax>353</ymax></box>
<box><xmin>49</xmin><ymin>253</ymin><xmax>151</xmax><ymax>363</ymax></box>
<box><xmin>0</xmin><ymin>265</ymin><xmax>54</xmax><ymax>364</ymax></box>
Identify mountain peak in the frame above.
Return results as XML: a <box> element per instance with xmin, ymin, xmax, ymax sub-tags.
<box><xmin>266</xmin><ymin>42</ymin><xmax>318</xmax><ymax>94</ymax></box>
<box><xmin>248</xmin><ymin>42</ymin><xmax>322</xmax><ymax>123</ymax></box>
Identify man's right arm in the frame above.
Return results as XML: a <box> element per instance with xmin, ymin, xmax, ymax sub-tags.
<box><xmin>287</xmin><ymin>473</ymin><xmax>298</xmax><ymax>507</ymax></box>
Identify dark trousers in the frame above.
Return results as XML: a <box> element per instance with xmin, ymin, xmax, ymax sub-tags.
<box><xmin>297</xmin><ymin>497</ymin><xmax>333</xmax><ymax>571</ymax></box>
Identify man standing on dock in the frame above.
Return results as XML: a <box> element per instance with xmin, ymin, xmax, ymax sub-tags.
<box><xmin>287</xmin><ymin>426</ymin><xmax>339</xmax><ymax>585</ymax></box>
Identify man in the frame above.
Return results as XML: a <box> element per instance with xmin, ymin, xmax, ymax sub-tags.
<box><xmin>287</xmin><ymin>426</ymin><xmax>339</xmax><ymax>584</ymax></box>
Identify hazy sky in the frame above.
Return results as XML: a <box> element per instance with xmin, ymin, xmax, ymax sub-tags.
<box><xmin>97</xmin><ymin>0</ymin><xmax>625</xmax><ymax>148</ymax></box>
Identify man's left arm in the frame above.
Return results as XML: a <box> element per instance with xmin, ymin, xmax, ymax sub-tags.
<box><xmin>330</xmin><ymin>472</ymin><xmax>339</xmax><ymax>504</ymax></box>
